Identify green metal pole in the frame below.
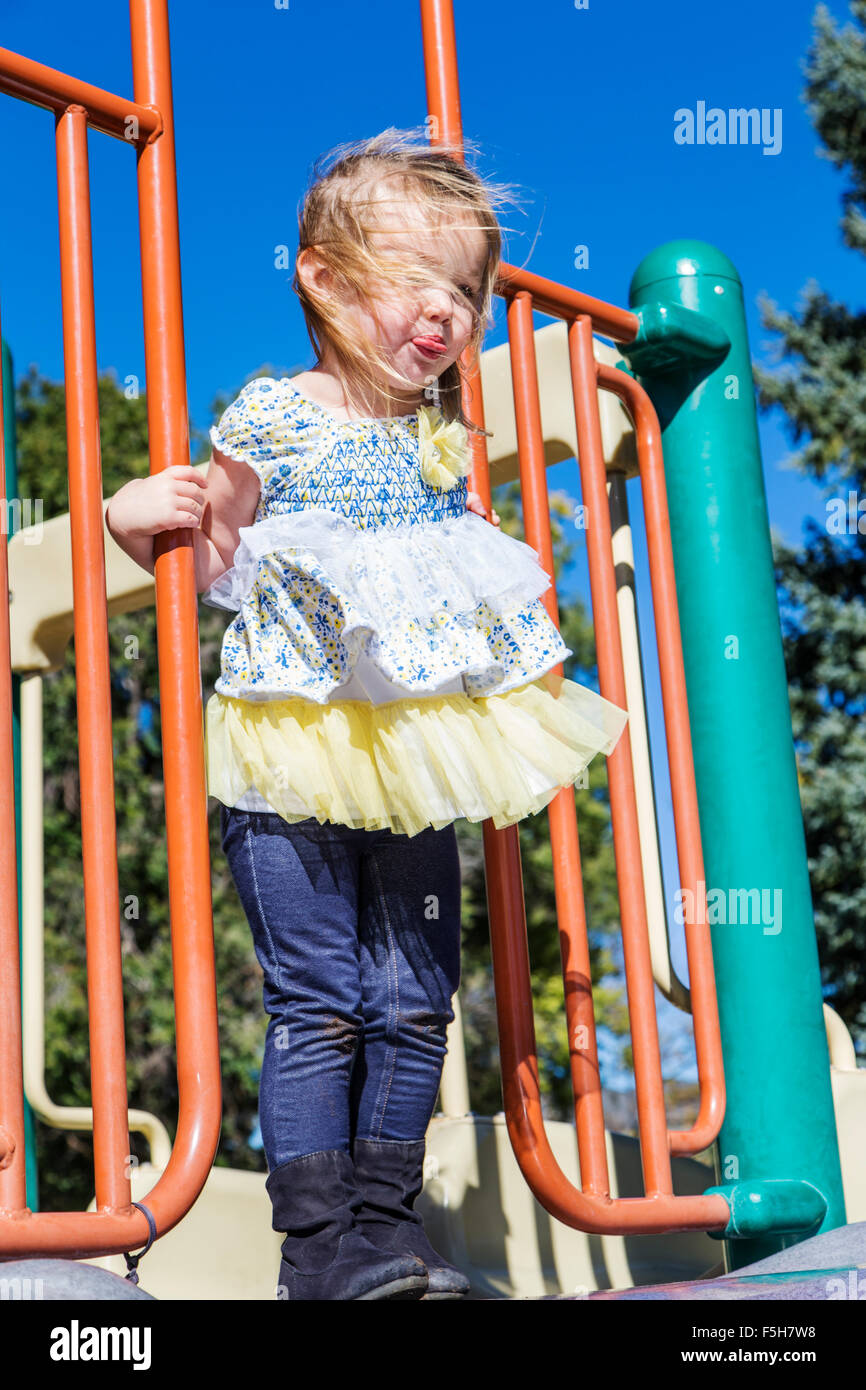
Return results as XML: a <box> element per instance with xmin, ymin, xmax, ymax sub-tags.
<box><xmin>620</xmin><ymin>240</ymin><xmax>846</xmax><ymax>1269</ymax></box>
<box><xmin>2</xmin><ymin>337</ymin><xmax>39</xmax><ymax>1211</ymax></box>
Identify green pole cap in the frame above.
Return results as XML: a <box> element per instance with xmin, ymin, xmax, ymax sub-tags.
<box><xmin>629</xmin><ymin>239</ymin><xmax>742</xmax><ymax>299</ymax></box>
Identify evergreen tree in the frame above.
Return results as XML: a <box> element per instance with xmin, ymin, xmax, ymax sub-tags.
<box><xmin>753</xmin><ymin>1</ymin><xmax>866</xmax><ymax>1049</ymax></box>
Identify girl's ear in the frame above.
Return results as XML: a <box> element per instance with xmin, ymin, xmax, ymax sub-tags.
<box><xmin>297</xmin><ymin>247</ymin><xmax>332</xmax><ymax>299</ymax></box>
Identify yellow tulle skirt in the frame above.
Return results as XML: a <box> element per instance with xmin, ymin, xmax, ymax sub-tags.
<box><xmin>204</xmin><ymin>671</ymin><xmax>629</xmax><ymax>839</ymax></box>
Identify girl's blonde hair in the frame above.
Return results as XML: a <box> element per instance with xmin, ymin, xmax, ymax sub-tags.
<box><xmin>292</xmin><ymin>127</ymin><xmax>520</xmax><ymax>430</ymax></box>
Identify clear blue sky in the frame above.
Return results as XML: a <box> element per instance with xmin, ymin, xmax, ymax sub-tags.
<box><xmin>0</xmin><ymin>0</ymin><xmax>858</xmax><ymax>1088</ymax></box>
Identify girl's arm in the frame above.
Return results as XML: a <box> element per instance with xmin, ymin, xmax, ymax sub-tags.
<box><xmin>195</xmin><ymin>449</ymin><xmax>261</xmax><ymax>590</ymax></box>
<box><xmin>105</xmin><ymin>454</ymin><xmax>260</xmax><ymax>592</ymax></box>
<box><xmin>107</xmin><ymin>500</ymin><xmax>225</xmax><ymax>589</ymax></box>
<box><xmin>105</xmin><ymin>493</ymin><xmax>157</xmax><ymax>573</ymax></box>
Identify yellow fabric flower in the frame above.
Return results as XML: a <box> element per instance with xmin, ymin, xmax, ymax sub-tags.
<box><xmin>417</xmin><ymin>405</ymin><xmax>472</xmax><ymax>491</ymax></box>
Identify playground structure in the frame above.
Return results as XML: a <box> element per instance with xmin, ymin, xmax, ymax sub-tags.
<box><xmin>0</xmin><ymin>0</ymin><xmax>864</xmax><ymax>1300</ymax></box>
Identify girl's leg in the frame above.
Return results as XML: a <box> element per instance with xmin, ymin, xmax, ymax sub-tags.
<box><xmin>349</xmin><ymin>822</ymin><xmax>462</xmax><ymax>1143</ymax></box>
<box><xmin>220</xmin><ymin>807</ymin><xmax>367</xmax><ymax>1169</ymax></box>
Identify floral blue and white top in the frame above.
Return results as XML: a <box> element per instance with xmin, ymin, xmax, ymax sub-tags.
<box><xmin>202</xmin><ymin>375</ymin><xmax>572</xmax><ymax>707</ymax></box>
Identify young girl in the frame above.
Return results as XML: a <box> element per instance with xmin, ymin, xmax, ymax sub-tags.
<box><xmin>107</xmin><ymin>128</ymin><xmax>628</xmax><ymax>1301</ymax></box>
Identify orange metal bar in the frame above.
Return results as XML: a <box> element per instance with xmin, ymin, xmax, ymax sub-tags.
<box><xmin>419</xmin><ymin>0</ymin><xmax>463</xmax><ymax>147</ymax></box>
<box><xmin>0</xmin><ymin>0</ymin><xmax>221</xmax><ymax>1258</ymax></box>
<box><xmin>421</xmin><ymin>0</ymin><xmax>727</xmax><ymax>1234</ymax></box>
<box><xmin>0</xmin><ymin>44</ymin><xmax>160</xmax><ymax>144</ymax></box>
<box><xmin>507</xmin><ymin>294</ymin><xmax>610</xmax><ymax>1197</ymax></box>
<box><xmin>497</xmin><ymin>262</ymin><xmax>639</xmax><ymax>344</ymax></box>
<box><xmin>419</xmin><ymin>0</ymin><xmax>492</xmax><ymax>510</ymax></box>
<box><xmin>0</xmin><ymin>292</ymin><xmax>28</xmax><ymax>1219</ymax></box>
<box><xmin>55</xmin><ymin>104</ymin><xmax>132</xmax><ymax>1214</ymax></box>
<box><xmin>596</xmin><ymin>360</ymin><xmax>725</xmax><ymax>1155</ymax></box>
<box><xmin>481</xmin><ymin>823</ymin><xmax>729</xmax><ymax>1232</ymax></box>
<box><xmin>123</xmin><ymin>0</ymin><xmax>222</xmax><ymax>1241</ymax></box>
<box><xmin>570</xmin><ymin>315</ymin><xmax>673</xmax><ymax>1195</ymax></box>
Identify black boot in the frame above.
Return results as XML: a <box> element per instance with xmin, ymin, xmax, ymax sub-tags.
<box><xmin>352</xmin><ymin>1138</ymin><xmax>471</xmax><ymax>1299</ymax></box>
<box><xmin>266</xmin><ymin>1148</ymin><xmax>429</xmax><ymax>1300</ymax></box>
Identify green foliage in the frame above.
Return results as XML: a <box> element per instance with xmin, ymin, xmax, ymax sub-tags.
<box><xmin>753</xmin><ymin>0</ymin><xmax>866</xmax><ymax>1048</ymax></box>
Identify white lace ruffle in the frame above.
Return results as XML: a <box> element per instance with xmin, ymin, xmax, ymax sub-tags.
<box><xmin>202</xmin><ymin>507</ymin><xmax>552</xmax><ymax>621</ymax></box>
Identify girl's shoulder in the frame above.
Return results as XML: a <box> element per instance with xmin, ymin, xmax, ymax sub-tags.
<box><xmin>210</xmin><ymin>375</ymin><xmax>321</xmax><ymax>483</ymax></box>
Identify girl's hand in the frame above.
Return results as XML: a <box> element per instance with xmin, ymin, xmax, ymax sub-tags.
<box><xmin>107</xmin><ymin>466</ymin><xmax>208</xmax><ymax>539</ymax></box>
<box><xmin>467</xmin><ymin>491</ymin><xmax>500</xmax><ymax>527</ymax></box>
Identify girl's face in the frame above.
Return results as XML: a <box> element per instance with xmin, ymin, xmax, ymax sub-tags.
<box><xmin>351</xmin><ymin>200</ymin><xmax>488</xmax><ymax>397</ymax></box>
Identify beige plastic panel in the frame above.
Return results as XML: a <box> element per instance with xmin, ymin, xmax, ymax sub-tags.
<box><xmin>830</xmin><ymin>1066</ymin><xmax>866</xmax><ymax>1221</ymax></box>
<box><xmin>7</xmin><ymin>493</ymin><xmax>206</xmax><ymax>675</ymax></box>
<box><xmin>478</xmin><ymin>321</ymin><xmax>637</xmax><ymax>484</ymax></box>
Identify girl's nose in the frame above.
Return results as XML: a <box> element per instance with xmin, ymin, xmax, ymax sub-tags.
<box><xmin>422</xmin><ymin>282</ymin><xmax>452</xmax><ymax>320</ymax></box>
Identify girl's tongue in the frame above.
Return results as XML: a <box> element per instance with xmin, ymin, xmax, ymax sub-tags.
<box><xmin>414</xmin><ymin>337</ymin><xmax>445</xmax><ymax>356</ymax></box>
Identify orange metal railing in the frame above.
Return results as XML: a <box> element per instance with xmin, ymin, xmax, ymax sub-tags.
<box><xmin>421</xmin><ymin>0</ymin><xmax>728</xmax><ymax>1235</ymax></box>
<box><xmin>0</xmin><ymin>0</ymin><xmax>221</xmax><ymax>1258</ymax></box>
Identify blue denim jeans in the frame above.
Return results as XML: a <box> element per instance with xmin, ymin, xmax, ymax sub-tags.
<box><xmin>220</xmin><ymin>807</ymin><xmax>463</xmax><ymax>1171</ymax></box>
